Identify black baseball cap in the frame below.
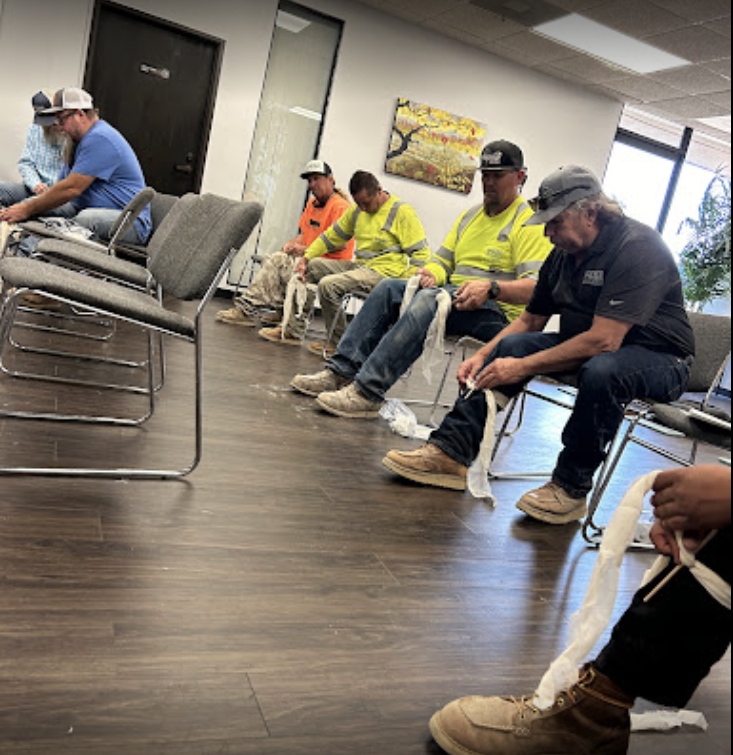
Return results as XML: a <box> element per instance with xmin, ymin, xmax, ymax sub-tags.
<box><xmin>525</xmin><ymin>165</ymin><xmax>604</xmax><ymax>225</ymax></box>
<box><xmin>479</xmin><ymin>140</ymin><xmax>526</xmax><ymax>171</ymax></box>
<box><xmin>32</xmin><ymin>91</ymin><xmax>56</xmax><ymax>127</ymax></box>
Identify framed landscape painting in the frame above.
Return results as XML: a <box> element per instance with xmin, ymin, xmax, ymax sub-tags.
<box><xmin>385</xmin><ymin>98</ymin><xmax>486</xmax><ymax>195</ymax></box>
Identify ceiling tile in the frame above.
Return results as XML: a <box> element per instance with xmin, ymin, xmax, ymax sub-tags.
<box><xmin>478</xmin><ymin>38</ymin><xmax>547</xmax><ymax>66</ymax></box>
<box><xmin>496</xmin><ymin>30</ymin><xmax>580</xmax><ymax>63</ymax></box>
<box><xmin>469</xmin><ymin>0</ymin><xmax>568</xmax><ymax>27</ymax></box>
<box><xmin>547</xmin><ymin>0</ymin><xmax>606</xmax><ymax>10</ymax></box>
<box><xmin>703</xmin><ymin>59</ymin><xmax>732</xmax><ymax>79</ymax></box>
<box><xmin>703</xmin><ymin>91</ymin><xmax>732</xmax><ymax>108</ymax></box>
<box><xmin>601</xmin><ymin>75</ymin><xmax>687</xmax><ymax>102</ymax></box>
<box><xmin>354</xmin><ymin>0</ymin><xmax>464</xmax><ymax>22</ymax></box>
<box><xmin>651</xmin><ymin>95</ymin><xmax>730</xmax><ymax>118</ymax></box>
<box><xmin>651</xmin><ymin>65</ymin><xmax>732</xmax><ymax>95</ymax></box>
<box><xmin>589</xmin><ymin>84</ymin><xmax>642</xmax><ymax>105</ymax></box>
<box><xmin>537</xmin><ymin>62</ymin><xmax>591</xmax><ymax>85</ymax></box>
<box><xmin>646</xmin><ymin>25</ymin><xmax>732</xmax><ymax>64</ymax></box>
<box><xmin>419</xmin><ymin>19</ymin><xmax>489</xmax><ymax>46</ymax></box>
<box><xmin>647</xmin><ymin>0</ymin><xmax>733</xmax><ymax>23</ymax></box>
<box><xmin>706</xmin><ymin>16</ymin><xmax>731</xmax><ymax>39</ymax></box>
<box><xmin>424</xmin><ymin>4</ymin><xmax>526</xmax><ymax>40</ymax></box>
<box><xmin>544</xmin><ymin>54</ymin><xmax>633</xmax><ymax>83</ymax></box>
<box><xmin>581</xmin><ymin>0</ymin><xmax>689</xmax><ymax>38</ymax></box>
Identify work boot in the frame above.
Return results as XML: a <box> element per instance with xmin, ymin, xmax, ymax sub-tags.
<box><xmin>516</xmin><ymin>482</ymin><xmax>587</xmax><ymax>525</ymax></box>
<box><xmin>307</xmin><ymin>340</ymin><xmax>337</xmax><ymax>359</ymax></box>
<box><xmin>216</xmin><ymin>307</ymin><xmax>257</xmax><ymax>327</ymax></box>
<box><xmin>258</xmin><ymin>326</ymin><xmax>302</xmax><ymax>346</ymax></box>
<box><xmin>316</xmin><ymin>383</ymin><xmax>383</xmax><ymax>419</ymax></box>
<box><xmin>291</xmin><ymin>369</ymin><xmax>351</xmax><ymax>398</ymax></box>
<box><xmin>430</xmin><ymin>665</ymin><xmax>634</xmax><ymax>755</ymax></box>
<box><xmin>382</xmin><ymin>444</ymin><xmax>468</xmax><ymax>491</ymax></box>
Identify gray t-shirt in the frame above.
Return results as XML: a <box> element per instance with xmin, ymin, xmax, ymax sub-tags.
<box><xmin>528</xmin><ymin>216</ymin><xmax>695</xmax><ymax>359</ymax></box>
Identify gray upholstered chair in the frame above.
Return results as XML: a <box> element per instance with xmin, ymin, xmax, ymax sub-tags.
<box><xmin>583</xmin><ymin>312</ymin><xmax>731</xmax><ymax>544</ymax></box>
<box><xmin>0</xmin><ymin>192</ymin><xmax>263</xmax><ymax>479</ymax></box>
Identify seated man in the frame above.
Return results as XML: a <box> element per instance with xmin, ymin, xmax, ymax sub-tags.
<box><xmin>384</xmin><ymin>165</ymin><xmax>695</xmax><ymax>525</ymax></box>
<box><xmin>216</xmin><ymin>160</ymin><xmax>354</xmax><ymax>327</ymax></box>
<box><xmin>291</xmin><ymin>140</ymin><xmax>552</xmax><ymax>420</ymax></box>
<box><xmin>259</xmin><ymin>170</ymin><xmax>430</xmax><ymax>356</ymax></box>
<box><xmin>0</xmin><ymin>91</ymin><xmax>66</xmax><ymax>209</ymax></box>
<box><xmin>0</xmin><ymin>88</ymin><xmax>151</xmax><ymax>245</ymax></box>
<box><xmin>430</xmin><ymin>465</ymin><xmax>731</xmax><ymax>755</ymax></box>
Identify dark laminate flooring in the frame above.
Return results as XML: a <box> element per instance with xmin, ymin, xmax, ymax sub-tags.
<box><xmin>0</xmin><ymin>299</ymin><xmax>730</xmax><ymax>755</ymax></box>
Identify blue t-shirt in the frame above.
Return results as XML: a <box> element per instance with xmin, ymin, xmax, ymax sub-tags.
<box><xmin>65</xmin><ymin>120</ymin><xmax>152</xmax><ymax>242</ymax></box>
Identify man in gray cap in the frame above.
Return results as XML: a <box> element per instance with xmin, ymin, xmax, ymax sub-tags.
<box><xmin>0</xmin><ymin>91</ymin><xmax>67</xmax><ymax>209</ymax></box>
<box><xmin>383</xmin><ymin>165</ymin><xmax>695</xmax><ymax>525</ymax></box>
<box><xmin>290</xmin><ymin>140</ymin><xmax>552</xmax><ymax>419</ymax></box>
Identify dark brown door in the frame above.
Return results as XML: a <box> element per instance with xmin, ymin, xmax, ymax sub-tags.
<box><xmin>85</xmin><ymin>1</ymin><xmax>224</xmax><ymax>195</ymax></box>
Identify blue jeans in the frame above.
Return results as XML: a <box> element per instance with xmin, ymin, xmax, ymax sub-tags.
<box><xmin>430</xmin><ymin>332</ymin><xmax>692</xmax><ymax>497</ymax></box>
<box><xmin>328</xmin><ymin>279</ymin><xmax>510</xmax><ymax>403</ymax></box>
<box><xmin>73</xmin><ymin>208</ymin><xmax>146</xmax><ymax>244</ymax></box>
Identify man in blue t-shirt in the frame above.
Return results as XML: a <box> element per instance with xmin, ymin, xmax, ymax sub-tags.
<box><xmin>0</xmin><ymin>88</ymin><xmax>151</xmax><ymax>244</ymax></box>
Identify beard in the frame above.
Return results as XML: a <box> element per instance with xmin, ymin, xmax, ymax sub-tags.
<box><xmin>43</xmin><ymin>127</ymin><xmax>68</xmax><ymax>147</ymax></box>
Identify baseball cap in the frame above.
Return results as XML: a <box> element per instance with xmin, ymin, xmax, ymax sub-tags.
<box><xmin>525</xmin><ymin>165</ymin><xmax>603</xmax><ymax>226</ymax></box>
<box><xmin>479</xmin><ymin>140</ymin><xmax>526</xmax><ymax>171</ymax></box>
<box><xmin>41</xmin><ymin>87</ymin><xmax>95</xmax><ymax>115</ymax></box>
<box><xmin>32</xmin><ymin>91</ymin><xmax>56</xmax><ymax>126</ymax></box>
<box><xmin>301</xmin><ymin>160</ymin><xmax>333</xmax><ymax>179</ymax></box>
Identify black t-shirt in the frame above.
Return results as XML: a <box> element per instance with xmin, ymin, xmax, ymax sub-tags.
<box><xmin>527</xmin><ymin>216</ymin><xmax>695</xmax><ymax>359</ymax></box>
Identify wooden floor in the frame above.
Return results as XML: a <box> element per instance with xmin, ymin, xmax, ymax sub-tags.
<box><xmin>0</xmin><ymin>299</ymin><xmax>730</xmax><ymax>755</ymax></box>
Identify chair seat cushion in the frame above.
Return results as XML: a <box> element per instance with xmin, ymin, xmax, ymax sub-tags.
<box><xmin>0</xmin><ymin>257</ymin><xmax>194</xmax><ymax>339</ymax></box>
<box><xmin>650</xmin><ymin>401</ymin><xmax>732</xmax><ymax>451</ymax></box>
<box><xmin>35</xmin><ymin>239</ymin><xmax>150</xmax><ymax>288</ymax></box>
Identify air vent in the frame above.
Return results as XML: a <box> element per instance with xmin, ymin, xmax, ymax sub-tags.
<box><xmin>470</xmin><ymin>0</ymin><xmax>569</xmax><ymax>28</ymax></box>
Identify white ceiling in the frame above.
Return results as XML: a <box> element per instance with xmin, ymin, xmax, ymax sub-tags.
<box><xmin>350</xmin><ymin>0</ymin><xmax>731</xmax><ymax>145</ymax></box>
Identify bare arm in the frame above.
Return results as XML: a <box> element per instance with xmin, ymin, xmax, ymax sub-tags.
<box><xmin>0</xmin><ymin>173</ymin><xmax>94</xmax><ymax>223</ymax></box>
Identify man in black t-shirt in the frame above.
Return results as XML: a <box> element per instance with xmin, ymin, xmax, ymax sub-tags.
<box><xmin>382</xmin><ymin>165</ymin><xmax>695</xmax><ymax>525</ymax></box>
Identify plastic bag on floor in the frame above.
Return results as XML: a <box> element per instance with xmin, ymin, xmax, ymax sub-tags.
<box><xmin>380</xmin><ymin>399</ymin><xmax>432</xmax><ymax>441</ymax></box>
<box><xmin>631</xmin><ymin>709</ymin><xmax>708</xmax><ymax>732</ymax></box>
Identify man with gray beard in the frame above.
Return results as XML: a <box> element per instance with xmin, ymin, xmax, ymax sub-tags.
<box><xmin>0</xmin><ymin>91</ymin><xmax>67</xmax><ymax>210</ymax></box>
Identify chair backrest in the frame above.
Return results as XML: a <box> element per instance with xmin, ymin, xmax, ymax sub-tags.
<box><xmin>108</xmin><ymin>187</ymin><xmax>155</xmax><ymax>245</ymax></box>
<box><xmin>150</xmin><ymin>192</ymin><xmax>179</xmax><ymax>232</ymax></box>
<box><xmin>687</xmin><ymin>312</ymin><xmax>732</xmax><ymax>393</ymax></box>
<box><xmin>148</xmin><ymin>192</ymin><xmax>263</xmax><ymax>301</ymax></box>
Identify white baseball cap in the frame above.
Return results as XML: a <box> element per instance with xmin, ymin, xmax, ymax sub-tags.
<box><xmin>300</xmin><ymin>160</ymin><xmax>333</xmax><ymax>179</ymax></box>
<box><xmin>41</xmin><ymin>87</ymin><xmax>95</xmax><ymax>115</ymax></box>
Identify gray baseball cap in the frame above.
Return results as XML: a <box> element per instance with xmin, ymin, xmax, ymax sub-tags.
<box><xmin>32</xmin><ymin>91</ymin><xmax>56</xmax><ymax>127</ymax></box>
<box><xmin>525</xmin><ymin>165</ymin><xmax>603</xmax><ymax>225</ymax></box>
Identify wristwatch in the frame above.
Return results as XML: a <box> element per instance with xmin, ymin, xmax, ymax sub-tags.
<box><xmin>488</xmin><ymin>280</ymin><xmax>502</xmax><ymax>300</ymax></box>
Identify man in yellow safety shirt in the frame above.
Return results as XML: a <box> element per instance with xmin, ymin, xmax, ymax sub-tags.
<box><xmin>259</xmin><ymin>170</ymin><xmax>430</xmax><ymax>356</ymax></box>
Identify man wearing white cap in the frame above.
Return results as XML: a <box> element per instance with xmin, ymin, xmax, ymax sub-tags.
<box><xmin>216</xmin><ymin>160</ymin><xmax>354</xmax><ymax>327</ymax></box>
<box><xmin>0</xmin><ymin>91</ymin><xmax>66</xmax><ymax>208</ymax></box>
<box><xmin>0</xmin><ymin>87</ymin><xmax>151</xmax><ymax>244</ymax></box>
<box><xmin>383</xmin><ymin>165</ymin><xmax>695</xmax><ymax>526</ymax></box>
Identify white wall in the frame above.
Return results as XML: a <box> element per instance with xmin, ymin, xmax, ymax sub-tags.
<box><xmin>0</xmin><ymin>0</ymin><xmax>622</xmax><ymax>249</ymax></box>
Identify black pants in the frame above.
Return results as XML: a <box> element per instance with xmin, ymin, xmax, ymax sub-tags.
<box><xmin>595</xmin><ymin>527</ymin><xmax>731</xmax><ymax>707</ymax></box>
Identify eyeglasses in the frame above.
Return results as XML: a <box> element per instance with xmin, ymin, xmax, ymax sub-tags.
<box><xmin>56</xmin><ymin>110</ymin><xmax>79</xmax><ymax>125</ymax></box>
<box><xmin>529</xmin><ymin>185</ymin><xmax>594</xmax><ymax>212</ymax></box>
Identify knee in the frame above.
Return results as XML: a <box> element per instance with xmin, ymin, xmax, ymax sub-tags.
<box><xmin>493</xmin><ymin>333</ymin><xmax>535</xmax><ymax>359</ymax></box>
<box><xmin>577</xmin><ymin>353</ymin><xmax>624</xmax><ymax>395</ymax></box>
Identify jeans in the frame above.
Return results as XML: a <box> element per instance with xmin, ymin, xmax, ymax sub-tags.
<box><xmin>73</xmin><ymin>208</ymin><xmax>146</xmax><ymax>244</ymax></box>
<box><xmin>430</xmin><ymin>332</ymin><xmax>692</xmax><ymax>497</ymax></box>
<box><xmin>329</xmin><ymin>278</ymin><xmax>510</xmax><ymax>403</ymax></box>
<box><xmin>596</xmin><ymin>527</ymin><xmax>731</xmax><ymax>707</ymax></box>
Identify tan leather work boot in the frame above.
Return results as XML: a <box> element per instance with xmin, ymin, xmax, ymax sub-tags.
<box><xmin>516</xmin><ymin>482</ymin><xmax>588</xmax><ymax>525</ymax></box>
<box><xmin>382</xmin><ymin>444</ymin><xmax>468</xmax><ymax>491</ymax></box>
<box><xmin>430</xmin><ymin>666</ymin><xmax>634</xmax><ymax>755</ymax></box>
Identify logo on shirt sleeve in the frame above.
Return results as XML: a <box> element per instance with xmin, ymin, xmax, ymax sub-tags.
<box><xmin>583</xmin><ymin>270</ymin><xmax>605</xmax><ymax>287</ymax></box>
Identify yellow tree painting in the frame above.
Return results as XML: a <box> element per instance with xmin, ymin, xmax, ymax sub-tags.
<box><xmin>386</xmin><ymin>99</ymin><xmax>487</xmax><ymax>195</ymax></box>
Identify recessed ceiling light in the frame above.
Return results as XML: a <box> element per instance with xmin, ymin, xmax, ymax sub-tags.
<box><xmin>276</xmin><ymin>10</ymin><xmax>311</xmax><ymax>34</ymax></box>
<box><xmin>534</xmin><ymin>14</ymin><xmax>691</xmax><ymax>74</ymax></box>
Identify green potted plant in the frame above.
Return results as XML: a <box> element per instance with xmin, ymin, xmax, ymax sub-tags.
<box><xmin>679</xmin><ymin>171</ymin><xmax>732</xmax><ymax>312</ymax></box>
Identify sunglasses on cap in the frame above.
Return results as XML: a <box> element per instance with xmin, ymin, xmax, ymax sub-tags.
<box><xmin>529</xmin><ymin>184</ymin><xmax>595</xmax><ymax>213</ymax></box>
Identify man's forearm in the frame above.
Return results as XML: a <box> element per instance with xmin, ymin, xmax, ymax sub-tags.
<box><xmin>521</xmin><ymin>331</ymin><xmax>609</xmax><ymax>375</ymax></box>
<box><xmin>21</xmin><ymin>182</ymin><xmax>79</xmax><ymax>216</ymax></box>
<box><xmin>496</xmin><ymin>278</ymin><xmax>537</xmax><ymax>306</ymax></box>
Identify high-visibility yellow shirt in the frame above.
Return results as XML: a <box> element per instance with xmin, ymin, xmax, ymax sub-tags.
<box><xmin>305</xmin><ymin>194</ymin><xmax>430</xmax><ymax>279</ymax></box>
<box><xmin>424</xmin><ymin>197</ymin><xmax>553</xmax><ymax>321</ymax></box>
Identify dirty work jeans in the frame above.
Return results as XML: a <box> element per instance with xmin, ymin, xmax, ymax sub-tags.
<box><xmin>329</xmin><ymin>278</ymin><xmax>509</xmax><ymax>403</ymax></box>
<box><xmin>285</xmin><ymin>258</ymin><xmax>384</xmax><ymax>344</ymax></box>
<box><xmin>596</xmin><ymin>526</ymin><xmax>731</xmax><ymax>707</ymax></box>
<box><xmin>430</xmin><ymin>332</ymin><xmax>692</xmax><ymax>497</ymax></box>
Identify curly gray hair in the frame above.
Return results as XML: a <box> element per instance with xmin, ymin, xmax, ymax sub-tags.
<box><xmin>568</xmin><ymin>193</ymin><xmax>625</xmax><ymax>225</ymax></box>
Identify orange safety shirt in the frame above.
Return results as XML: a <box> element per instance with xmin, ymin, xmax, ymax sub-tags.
<box><xmin>299</xmin><ymin>193</ymin><xmax>355</xmax><ymax>260</ymax></box>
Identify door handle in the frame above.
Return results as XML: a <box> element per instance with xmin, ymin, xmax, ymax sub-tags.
<box><xmin>174</xmin><ymin>164</ymin><xmax>194</xmax><ymax>174</ymax></box>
